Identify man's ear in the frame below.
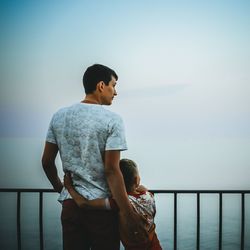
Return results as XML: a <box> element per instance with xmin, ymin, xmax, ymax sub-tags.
<box><xmin>97</xmin><ymin>81</ymin><xmax>105</xmax><ymax>92</ymax></box>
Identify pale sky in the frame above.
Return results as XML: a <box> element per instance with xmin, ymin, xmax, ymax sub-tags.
<box><xmin>0</xmin><ymin>0</ymin><xmax>250</xmax><ymax>189</ymax></box>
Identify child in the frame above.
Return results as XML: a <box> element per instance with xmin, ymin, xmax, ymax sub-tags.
<box><xmin>64</xmin><ymin>158</ymin><xmax>162</xmax><ymax>250</ymax></box>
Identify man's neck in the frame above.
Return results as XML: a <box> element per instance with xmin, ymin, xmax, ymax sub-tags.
<box><xmin>81</xmin><ymin>95</ymin><xmax>101</xmax><ymax>105</ymax></box>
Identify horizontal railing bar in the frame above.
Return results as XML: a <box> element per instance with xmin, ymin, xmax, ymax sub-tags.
<box><xmin>151</xmin><ymin>190</ymin><xmax>250</xmax><ymax>194</ymax></box>
<box><xmin>0</xmin><ymin>188</ymin><xmax>57</xmax><ymax>193</ymax></box>
<box><xmin>1</xmin><ymin>188</ymin><xmax>250</xmax><ymax>193</ymax></box>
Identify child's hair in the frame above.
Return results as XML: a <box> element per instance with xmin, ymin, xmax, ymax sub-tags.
<box><xmin>119</xmin><ymin>159</ymin><xmax>138</xmax><ymax>192</ymax></box>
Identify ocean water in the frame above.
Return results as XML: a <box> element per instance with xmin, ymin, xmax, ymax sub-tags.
<box><xmin>0</xmin><ymin>192</ymin><xmax>250</xmax><ymax>250</ymax></box>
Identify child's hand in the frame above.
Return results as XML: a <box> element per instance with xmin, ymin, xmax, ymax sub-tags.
<box><xmin>63</xmin><ymin>173</ymin><xmax>90</xmax><ymax>209</ymax></box>
<box><xmin>63</xmin><ymin>172</ymin><xmax>73</xmax><ymax>190</ymax></box>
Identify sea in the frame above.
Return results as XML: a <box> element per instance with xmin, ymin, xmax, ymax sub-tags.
<box><xmin>0</xmin><ymin>138</ymin><xmax>250</xmax><ymax>249</ymax></box>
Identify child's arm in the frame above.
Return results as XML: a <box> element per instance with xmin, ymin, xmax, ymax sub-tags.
<box><xmin>63</xmin><ymin>173</ymin><xmax>107</xmax><ymax>210</ymax></box>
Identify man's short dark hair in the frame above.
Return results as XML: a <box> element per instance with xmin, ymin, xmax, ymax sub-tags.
<box><xmin>119</xmin><ymin>159</ymin><xmax>138</xmax><ymax>192</ymax></box>
<box><xmin>82</xmin><ymin>64</ymin><xmax>118</xmax><ymax>94</ymax></box>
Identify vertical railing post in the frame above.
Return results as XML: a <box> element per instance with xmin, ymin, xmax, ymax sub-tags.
<box><xmin>39</xmin><ymin>192</ymin><xmax>44</xmax><ymax>250</ymax></box>
<box><xmin>174</xmin><ymin>192</ymin><xmax>177</xmax><ymax>250</ymax></box>
<box><xmin>241</xmin><ymin>192</ymin><xmax>245</xmax><ymax>250</ymax></box>
<box><xmin>196</xmin><ymin>192</ymin><xmax>200</xmax><ymax>250</ymax></box>
<box><xmin>219</xmin><ymin>192</ymin><xmax>223</xmax><ymax>250</ymax></box>
<box><xmin>17</xmin><ymin>191</ymin><xmax>21</xmax><ymax>250</ymax></box>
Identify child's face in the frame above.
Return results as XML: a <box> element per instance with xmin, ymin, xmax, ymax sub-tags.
<box><xmin>135</xmin><ymin>174</ymin><xmax>140</xmax><ymax>188</ymax></box>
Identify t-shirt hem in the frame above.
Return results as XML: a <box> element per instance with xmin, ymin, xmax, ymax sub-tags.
<box><xmin>45</xmin><ymin>139</ymin><xmax>57</xmax><ymax>144</ymax></box>
<box><xmin>105</xmin><ymin>147</ymin><xmax>128</xmax><ymax>151</ymax></box>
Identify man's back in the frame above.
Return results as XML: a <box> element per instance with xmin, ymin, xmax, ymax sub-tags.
<box><xmin>46</xmin><ymin>102</ymin><xmax>127</xmax><ymax>200</ymax></box>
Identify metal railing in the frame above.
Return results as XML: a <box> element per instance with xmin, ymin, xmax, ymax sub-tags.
<box><xmin>152</xmin><ymin>190</ymin><xmax>249</xmax><ymax>250</ymax></box>
<box><xmin>0</xmin><ymin>188</ymin><xmax>249</xmax><ymax>250</ymax></box>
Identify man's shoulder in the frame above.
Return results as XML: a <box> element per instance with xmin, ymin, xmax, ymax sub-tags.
<box><xmin>91</xmin><ymin>107</ymin><xmax>123</xmax><ymax>126</ymax></box>
<box><xmin>51</xmin><ymin>104</ymin><xmax>123</xmax><ymax>125</ymax></box>
<box><xmin>53</xmin><ymin>103</ymin><xmax>79</xmax><ymax>115</ymax></box>
<box><xmin>50</xmin><ymin>103</ymin><xmax>77</xmax><ymax>122</ymax></box>
<box><xmin>102</xmin><ymin>108</ymin><xmax>122</xmax><ymax>120</ymax></box>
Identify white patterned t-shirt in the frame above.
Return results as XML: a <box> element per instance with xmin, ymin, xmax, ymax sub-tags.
<box><xmin>46</xmin><ymin>103</ymin><xmax>127</xmax><ymax>201</ymax></box>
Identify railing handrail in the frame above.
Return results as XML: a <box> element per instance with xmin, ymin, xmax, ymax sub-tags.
<box><xmin>1</xmin><ymin>188</ymin><xmax>250</xmax><ymax>193</ymax></box>
<box><xmin>0</xmin><ymin>188</ymin><xmax>249</xmax><ymax>250</ymax></box>
<box><xmin>0</xmin><ymin>188</ymin><xmax>56</xmax><ymax>192</ymax></box>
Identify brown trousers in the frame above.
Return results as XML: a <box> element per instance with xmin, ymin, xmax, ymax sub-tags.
<box><xmin>61</xmin><ymin>199</ymin><xmax>120</xmax><ymax>250</ymax></box>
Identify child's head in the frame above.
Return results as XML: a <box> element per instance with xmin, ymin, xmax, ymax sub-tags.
<box><xmin>119</xmin><ymin>159</ymin><xmax>140</xmax><ymax>192</ymax></box>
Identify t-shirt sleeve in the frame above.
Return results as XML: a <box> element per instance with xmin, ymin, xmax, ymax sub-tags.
<box><xmin>105</xmin><ymin>115</ymin><xmax>127</xmax><ymax>151</ymax></box>
<box><xmin>45</xmin><ymin>115</ymin><xmax>57</xmax><ymax>144</ymax></box>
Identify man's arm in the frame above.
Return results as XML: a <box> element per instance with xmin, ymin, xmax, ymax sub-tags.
<box><xmin>104</xmin><ymin>151</ymin><xmax>149</xmax><ymax>244</ymax></box>
<box><xmin>104</xmin><ymin>151</ymin><xmax>131</xmax><ymax>211</ymax></box>
<box><xmin>41</xmin><ymin>142</ymin><xmax>63</xmax><ymax>193</ymax></box>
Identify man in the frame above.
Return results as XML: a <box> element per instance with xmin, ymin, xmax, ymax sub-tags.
<box><xmin>41</xmin><ymin>64</ymin><xmax>148</xmax><ymax>250</ymax></box>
